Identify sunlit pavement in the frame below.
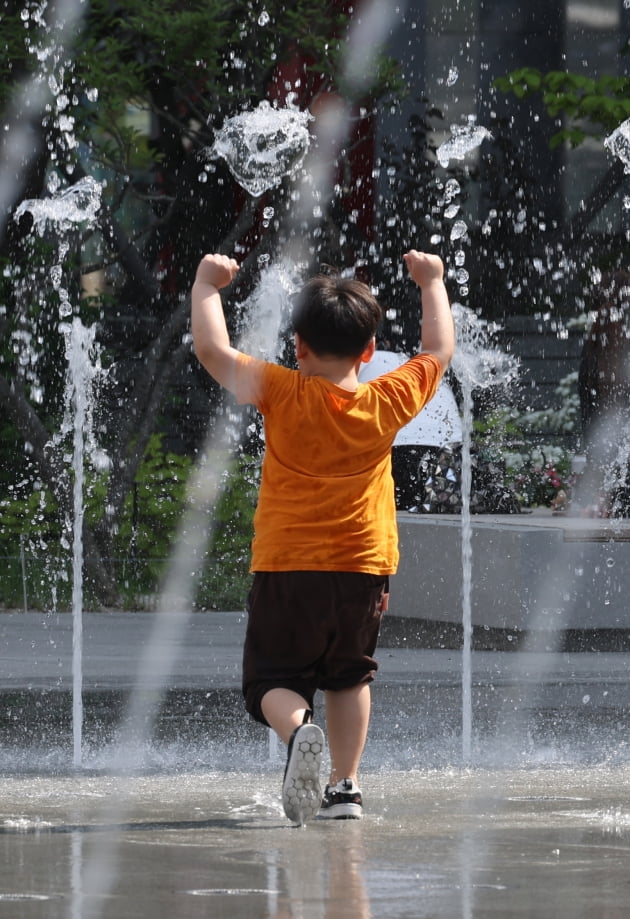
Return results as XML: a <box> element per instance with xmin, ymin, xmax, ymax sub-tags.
<box><xmin>1</xmin><ymin>611</ymin><xmax>630</xmax><ymax>917</ymax></box>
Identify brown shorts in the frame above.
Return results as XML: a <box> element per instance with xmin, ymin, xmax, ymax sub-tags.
<box><xmin>242</xmin><ymin>571</ymin><xmax>388</xmax><ymax>726</ymax></box>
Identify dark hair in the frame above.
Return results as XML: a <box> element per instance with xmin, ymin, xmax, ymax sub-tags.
<box><xmin>291</xmin><ymin>274</ymin><xmax>383</xmax><ymax>358</ymax></box>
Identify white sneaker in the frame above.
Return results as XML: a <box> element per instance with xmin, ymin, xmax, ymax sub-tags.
<box><xmin>319</xmin><ymin>778</ymin><xmax>363</xmax><ymax>820</ymax></box>
<box><xmin>281</xmin><ymin>723</ymin><xmax>324</xmax><ymax>825</ymax></box>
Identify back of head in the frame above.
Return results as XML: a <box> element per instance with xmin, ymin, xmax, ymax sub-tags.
<box><xmin>291</xmin><ymin>274</ymin><xmax>383</xmax><ymax>358</ymax></box>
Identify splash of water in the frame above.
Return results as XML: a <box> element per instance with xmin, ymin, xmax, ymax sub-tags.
<box><xmin>14</xmin><ymin>174</ymin><xmax>104</xmax><ymax>766</ymax></box>
<box><xmin>59</xmin><ymin>320</ymin><xmax>103</xmax><ymax>766</ymax></box>
<box><xmin>449</xmin><ymin>305</ymin><xmax>519</xmax><ymax>763</ymax></box>
<box><xmin>450</xmin><ymin>304</ymin><xmax>519</xmax><ymax>391</ymax></box>
<box><xmin>604</xmin><ymin>117</ymin><xmax>630</xmax><ymax>173</ymax></box>
<box><xmin>14</xmin><ymin>176</ymin><xmax>102</xmax><ymax>235</ymax></box>
<box><xmin>437</xmin><ymin>123</ymin><xmax>492</xmax><ymax>169</ymax></box>
<box><xmin>237</xmin><ymin>257</ymin><xmax>299</xmax><ymax>359</ymax></box>
<box><xmin>341</xmin><ymin>1</ymin><xmax>400</xmax><ymax>95</ymax></box>
<box><xmin>209</xmin><ymin>101</ymin><xmax>312</xmax><ymax>197</ymax></box>
<box><xmin>0</xmin><ymin>0</ymin><xmax>88</xmax><ymax>240</ymax></box>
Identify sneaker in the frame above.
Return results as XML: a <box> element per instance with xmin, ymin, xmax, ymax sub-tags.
<box><xmin>319</xmin><ymin>778</ymin><xmax>363</xmax><ymax>820</ymax></box>
<box><xmin>281</xmin><ymin>723</ymin><xmax>324</xmax><ymax>825</ymax></box>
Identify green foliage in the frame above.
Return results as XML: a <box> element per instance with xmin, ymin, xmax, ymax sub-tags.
<box><xmin>0</xmin><ymin>479</ymin><xmax>61</xmax><ymax>551</ymax></box>
<box><xmin>507</xmin><ymin>447</ymin><xmax>571</xmax><ymax>508</ymax></box>
<box><xmin>0</xmin><ymin>434</ymin><xmax>191</xmax><ymax>604</ymax></box>
<box><xmin>0</xmin><ymin>434</ymin><xmax>258</xmax><ymax>609</ymax></box>
<box><xmin>494</xmin><ymin>68</ymin><xmax>630</xmax><ymax>148</ymax></box>
<box><xmin>108</xmin><ymin>433</ymin><xmax>193</xmax><ymax>560</ymax></box>
<box><xmin>474</xmin><ymin>373</ymin><xmax>580</xmax><ymax>508</ymax></box>
<box><xmin>1</xmin><ymin>0</ymin><xmax>400</xmax><ymax>608</ymax></box>
<box><xmin>195</xmin><ymin>453</ymin><xmax>258</xmax><ymax>610</ymax></box>
<box><xmin>0</xmin><ymin>0</ymin><xmax>396</xmax><ymax>180</ymax></box>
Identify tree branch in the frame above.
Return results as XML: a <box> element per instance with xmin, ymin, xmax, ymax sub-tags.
<box><xmin>564</xmin><ymin>159</ymin><xmax>628</xmax><ymax>251</ymax></box>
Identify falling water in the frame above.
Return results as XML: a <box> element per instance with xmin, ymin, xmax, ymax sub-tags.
<box><xmin>604</xmin><ymin>116</ymin><xmax>630</xmax><ymax>173</ymax></box>
<box><xmin>436</xmin><ymin>122</ymin><xmax>492</xmax><ymax>170</ymax></box>
<box><xmin>62</xmin><ymin>319</ymin><xmax>101</xmax><ymax>766</ymax></box>
<box><xmin>450</xmin><ymin>305</ymin><xmax>519</xmax><ymax>762</ymax></box>
<box><xmin>75</xmin><ymin>114</ymin><xmax>315</xmax><ymax>914</ymax></box>
<box><xmin>71</xmin><ymin>7</ymin><xmax>401</xmax><ymax>907</ymax></box>
<box><xmin>14</xmin><ymin>176</ymin><xmax>103</xmax><ymax>767</ymax></box>
<box><xmin>3</xmin><ymin>3</ymin><xmax>630</xmax><ymax>916</ymax></box>
<box><xmin>210</xmin><ymin>100</ymin><xmax>312</xmax><ymax>197</ymax></box>
<box><xmin>0</xmin><ymin>0</ymin><xmax>87</xmax><ymax>240</ymax></box>
<box><xmin>436</xmin><ymin>117</ymin><xmax>514</xmax><ymax>763</ymax></box>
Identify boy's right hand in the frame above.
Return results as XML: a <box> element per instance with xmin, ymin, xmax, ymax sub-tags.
<box><xmin>403</xmin><ymin>250</ymin><xmax>444</xmax><ymax>288</ymax></box>
<box><xmin>195</xmin><ymin>253</ymin><xmax>240</xmax><ymax>290</ymax></box>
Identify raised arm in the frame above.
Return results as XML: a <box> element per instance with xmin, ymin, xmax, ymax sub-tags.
<box><xmin>191</xmin><ymin>253</ymin><xmax>241</xmax><ymax>392</ymax></box>
<box><xmin>403</xmin><ymin>250</ymin><xmax>455</xmax><ymax>371</ymax></box>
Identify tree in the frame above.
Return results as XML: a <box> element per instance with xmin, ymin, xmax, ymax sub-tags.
<box><xmin>0</xmin><ymin>0</ymin><xmax>398</xmax><ymax>606</ymax></box>
<box><xmin>493</xmin><ymin>67</ymin><xmax>630</xmax><ymax>253</ymax></box>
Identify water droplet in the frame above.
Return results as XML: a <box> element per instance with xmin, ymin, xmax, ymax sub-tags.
<box><xmin>258</xmin><ymin>10</ymin><xmax>270</xmax><ymax>26</ymax></box>
<box><xmin>582</xmin><ymin>694</ymin><xmax>590</xmax><ymax>704</ymax></box>
<box><xmin>445</xmin><ymin>179</ymin><xmax>460</xmax><ymax>198</ymax></box>
<box><xmin>450</xmin><ymin>220</ymin><xmax>468</xmax><ymax>242</ymax></box>
<box><xmin>211</xmin><ymin>102</ymin><xmax>311</xmax><ymax>197</ymax></box>
<box><xmin>604</xmin><ymin>117</ymin><xmax>630</xmax><ymax>173</ymax></box>
<box><xmin>446</xmin><ymin>67</ymin><xmax>459</xmax><ymax>87</ymax></box>
<box><xmin>606</xmin><ymin>558</ymin><xmax>615</xmax><ymax>568</ymax></box>
<box><xmin>437</xmin><ymin>123</ymin><xmax>492</xmax><ymax>169</ymax></box>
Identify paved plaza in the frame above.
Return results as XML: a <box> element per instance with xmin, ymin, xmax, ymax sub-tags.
<box><xmin>1</xmin><ymin>610</ymin><xmax>630</xmax><ymax>918</ymax></box>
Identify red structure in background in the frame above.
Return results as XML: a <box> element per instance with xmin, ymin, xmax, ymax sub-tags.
<box><xmin>156</xmin><ymin>1</ymin><xmax>378</xmax><ymax>291</ymax></box>
<box><xmin>236</xmin><ymin>0</ymin><xmax>377</xmax><ymax>262</ymax></box>
<box><xmin>266</xmin><ymin>11</ymin><xmax>377</xmax><ymax>249</ymax></box>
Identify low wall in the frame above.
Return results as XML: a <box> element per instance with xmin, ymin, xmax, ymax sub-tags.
<box><xmin>391</xmin><ymin>510</ymin><xmax>630</xmax><ymax>632</ymax></box>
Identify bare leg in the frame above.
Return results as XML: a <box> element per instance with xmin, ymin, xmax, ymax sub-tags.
<box><xmin>261</xmin><ymin>687</ymin><xmax>311</xmax><ymax>745</ymax></box>
<box><xmin>325</xmin><ymin>683</ymin><xmax>371</xmax><ymax>786</ymax></box>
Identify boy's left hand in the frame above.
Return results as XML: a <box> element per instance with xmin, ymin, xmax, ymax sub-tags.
<box><xmin>196</xmin><ymin>253</ymin><xmax>240</xmax><ymax>290</ymax></box>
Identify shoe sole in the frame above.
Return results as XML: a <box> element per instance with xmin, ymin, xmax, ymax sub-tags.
<box><xmin>318</xmin><ymin>802</ymin><xmax>363</xmax><ymax>820</ymax></box>
<box><xmin>282</xmin><ymin>724</ymin><xmax>324</xmax><ymax>825</ymax></box>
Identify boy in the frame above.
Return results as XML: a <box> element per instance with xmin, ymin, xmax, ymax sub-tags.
<box><xmin>191</xmin><ymin>249</ymin><xmax>454</xmax><ymax>824</ymax></box>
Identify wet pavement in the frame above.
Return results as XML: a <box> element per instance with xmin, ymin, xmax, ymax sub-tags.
<box><xmin>1</xmin><ymin>611</ymin><xmax>630</xmax><ymax>917</ymax></box>
<box><xmin>3</xmin><ymin>765</ymin><xmax>630</xmax><ymax>918</ymax></box>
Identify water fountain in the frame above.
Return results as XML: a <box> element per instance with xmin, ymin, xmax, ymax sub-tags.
<box><xmin>449</xmin><ymin>304</ymin><xmax>519</xmax><ymax>762</ymax></box>
<box><xmin>14</xmin><ymin>177</ymin><xmax>104</xmax><ymax>767</ymax></box>
<box><xmin>3</xmin><ymin>2</ymin><xmax>630</xmax><ymax>917</ymax></box>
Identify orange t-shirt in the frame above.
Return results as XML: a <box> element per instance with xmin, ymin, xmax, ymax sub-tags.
<box><xmin>235</xmin><ymin>352</ymin><xmax>443</xmax><ymax>574</ymax></box>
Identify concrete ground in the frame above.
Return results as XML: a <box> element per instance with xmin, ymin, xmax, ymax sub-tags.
<box><xmin>1</xmin><ymin>611</ymin><xmax>630</xmax><ymax>918</ymax></box>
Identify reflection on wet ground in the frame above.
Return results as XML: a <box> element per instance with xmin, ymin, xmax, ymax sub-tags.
<box><xmin>2</xmin><ymin>612</ymin><xmax>630</xmax><ymax>916</ymax></box>
<box><xmin>2</xmin><ymin>765</ymin><xmax>630</xmax><ymax>918</ymax></box>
